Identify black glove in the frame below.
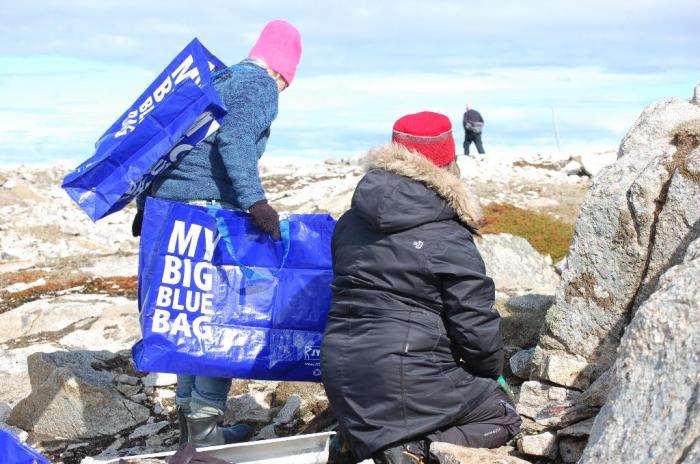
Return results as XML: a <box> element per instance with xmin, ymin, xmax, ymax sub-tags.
<box><xmin>131</xmin><ymin>209</ymin><xmax>144</xmax><ymax>237</ymax></box>
<box><xmin>249</xmin><ymin>200</ymin><xmax>281</xmax><ymax>241</ymax></box>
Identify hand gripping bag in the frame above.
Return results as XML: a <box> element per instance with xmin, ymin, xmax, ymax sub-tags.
<box><xmin>0</xmin><ymin>429</ymin><xmax>51</xmax><ymax>464</ymax></box>
<box><xmin>132</xmin><ymin>198</ymin><xmax>336</xmax><ymax>382</ymax></box>
<box><xmin>62</xmin><ymin>38</ymin><xmax>227</xmax><ymax>221</ymax></box>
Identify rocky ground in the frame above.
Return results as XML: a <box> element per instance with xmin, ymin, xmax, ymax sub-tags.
<box><xmin>0</xmin><ymin>143</ymin><xmax>649</xmax><ymax>464</ymax></box>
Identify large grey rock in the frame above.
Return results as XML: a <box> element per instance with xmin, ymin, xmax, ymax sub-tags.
<box><xmin>0</xmin><ymin>294</ymin><xmax>139</xmax><ymax>351</ymax></box>
<box><xmin>580</xmin><ymin>239</ymin><xmax>700</xmax><ymax>463</ymax></box>
<box><xmin>477</xmin><ymin>234</ymin><xmax>559</xmax><ymax>295</ymax></box>
<box><xmin>0</xmin><ymin>343</ymin><xmax>61</xmax><ymax>407</ymax></box>
<box><xmin>7</xmin><ymin>351</ymin><xmax>150</xmax><ymax>439</ymax></box>
<box><xmin>533</xmin><ymin>99</ymin><xmax>700</xmax><ymax>390</ymax></box>
<box><xmin>430</xmin><ymin>442</ymin><xmax>531</xmax><ymax>463</ymax></box>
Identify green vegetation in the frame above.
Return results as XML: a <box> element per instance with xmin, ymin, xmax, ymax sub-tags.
<box><xmin>481</xmin><ymin>203</ymin><xmax>574</xmax><ymax>262</ymax></box>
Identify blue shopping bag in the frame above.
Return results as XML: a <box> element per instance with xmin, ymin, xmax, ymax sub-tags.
<box><xmin>62</xmin><ymin>38</ymin><xmax>227</xmax><ymax>221</ymax></box>
<box><xmin>132</xmin><ymin>198</ymin><xmax>336</xmax><ymax>382</ymax></box>
<box><xmin>0</xmin><ymin>430</ymin><xmax>50</xmax><ymax>464</ymax></box>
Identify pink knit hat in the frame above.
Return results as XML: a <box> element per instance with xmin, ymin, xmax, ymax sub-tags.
<box><xmin>248</xmin><ymin>20</ymin><xmax>302</xmax><ymax>86</ymax></box>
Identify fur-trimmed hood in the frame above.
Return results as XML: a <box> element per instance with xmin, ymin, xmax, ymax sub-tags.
<box><xmin>357</xmin><ymin>143</ymin><xmax>483</xmax><ymax>231</ymax></box>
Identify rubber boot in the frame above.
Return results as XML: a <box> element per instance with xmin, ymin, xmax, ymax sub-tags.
<box><xmin>184</xmin><ymin>402</ymin><xmax>252</xmax><ymax>447</ymax></box>
<box><xmin>177</xmin><ymin>405</ymin><xmax>189</xmax><ymax>447</ymax></box>
<box><xmin>184</xmin><ymin>415</ymin><xmax>252</xmax><ymax>447</ymax></box>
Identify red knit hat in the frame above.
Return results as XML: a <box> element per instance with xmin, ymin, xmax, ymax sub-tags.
<box><xmin>392</xmin><ymin>111</ymin><xmax>456</xmax><ymax>167</ymax></box>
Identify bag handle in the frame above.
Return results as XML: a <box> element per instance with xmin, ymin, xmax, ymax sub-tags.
<box><xmin>208</xmin><ymin>206</ymin><xmax>291</xmax><ymax>281</ymax></box>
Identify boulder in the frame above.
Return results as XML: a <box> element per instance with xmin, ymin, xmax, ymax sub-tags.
<box><xmin>533</xmin><ymin>98</ymin><xmax>700</xmax><ymax>390</ymax></box>
<box><xmin>0</xmin><ymin>294</ymin><xmax>139</xmax><ymax>351</ymax></box>
<box><xmin>580</xmin><ymin>238</ymin><xmax>700</xmax><ymax>463</ymax></box>
<box><xmin>430</xmin><ymin>442</ymin><xmax>531</xmax><ymax>464</ymax></box>
<box><xmin>477</xmin><ymin>234</ymin><xmax>559</xmax><ymax>295</ymax></box>
<box><xmin>7</xmin><ymin>351</ymin><xmax>150</xmax><ymax>439</ymax></box>
<box><xmin>0</xmin><ymin>343</ymin><xmax>61</xmax><ymax>407</ymax></box>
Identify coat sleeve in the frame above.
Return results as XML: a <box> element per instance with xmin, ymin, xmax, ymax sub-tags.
<box><xmin>215</xmin><ymin>79</ymin><xmax>277</xmax><ymax>210</ymax></box>
<box><xmin>431</xmin><ymin>232</ymin><xmax>504</xmax><ymax>378</ymax></box>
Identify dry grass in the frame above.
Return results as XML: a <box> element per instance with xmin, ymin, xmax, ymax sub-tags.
<box><xmin>481</xmin><ymin>203</ymin><xmax>574</xmax><ymax>262</ymax></box>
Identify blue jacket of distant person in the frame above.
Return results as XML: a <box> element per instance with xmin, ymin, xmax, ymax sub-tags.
<box><xmin>137</xmin><ymin>61</ymin><xmax>279</xmax><ymax>211</ymax></box>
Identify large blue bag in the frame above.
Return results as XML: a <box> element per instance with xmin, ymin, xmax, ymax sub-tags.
<box><xmin>62</xmin><ymin>38</ymin><xmax>227</xmax><ymax>221</ymax></box>
<box><xmin>132</xmin><ymin>198</ymin><xmax>336</xmax><ymax>382</ymax></box>
<box><xmin>0</xmin><ymin>430</ymin><xmax>50</xmax><ymax>464</ymax></box>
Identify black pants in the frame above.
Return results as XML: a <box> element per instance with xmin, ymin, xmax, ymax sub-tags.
<box><xmin>425</xmin><ymin>387</ymin><xmax>521</xmax><ymax>449</ymax></box>
<box><xmin>463</xmin><ymin>132</ymin><xmax>485</xmax><ymax>155</ymax></box>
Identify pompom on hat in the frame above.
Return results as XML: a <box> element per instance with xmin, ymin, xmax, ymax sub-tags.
<box><xmin>248</xmin><ymin>20</ymin><xmax>302</xmax><ymax>86</ymax></box>
<box><xmin>392</xmin><ymin>111</ymin><xmax>456</xmax><ymax>167</ymax></box>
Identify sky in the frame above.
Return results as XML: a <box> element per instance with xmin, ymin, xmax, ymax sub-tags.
<box><xmin>0</xmin><ymin>0</ymin><xmax>698</xmax><ymax>166</ymax></box>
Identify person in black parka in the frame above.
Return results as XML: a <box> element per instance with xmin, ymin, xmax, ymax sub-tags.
<box><xmin>321</xmin><ymin>112</ymin><xmax>521</xmax><ymax>464</ymax></box>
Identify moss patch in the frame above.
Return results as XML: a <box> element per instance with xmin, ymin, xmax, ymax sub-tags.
<box><xmin>481</xmin><ymin>203</ymin><xmax>574</xmax><ymax>262</ymax></box>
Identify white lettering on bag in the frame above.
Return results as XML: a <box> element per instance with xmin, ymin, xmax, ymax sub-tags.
<box><xmin>150</xmin><ymin>221</ymin><xmax>221</xmax><ymax>343</ymax></box>
<box><xmin>114</xmin><ymin>54</ymin><xmax>202</xmax><ymax>138</ymax></box>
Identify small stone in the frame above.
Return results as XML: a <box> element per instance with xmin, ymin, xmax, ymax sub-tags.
<box><xmin>153</xmin><ymin>401</ymin><xmax>164</xmax><ymax>415</ymax></box>
<box><xmin>0</xmin><ymin>401</ymin><xmax>11</xmax><ymax>423</ymax></box>
<box><xmin>518</xmin><ymin>432</ymin><xmax>558</xmax><ymax>459</ymax></box>
<box><xmin>564</xmin><ymin>160</ymin><xmax>584</xmax><ymax>176</ymax></box>
<box><xmin>531</xmin><ymin>349</ymin><xmax>592</xmax><ymax>390</ymax></box>
<box><xmin>274</xmin><ymin>394</ymin><xmax>302</xmax><ymax>425</ymax></box>
<box><xmin>254</xmin><ymin>423</ymin><xmax>278</xmax><ymax>440</ymax></box>
<box><xmin>66</xmin><ymin>442</ymin><xmax>89</xmax><ymax>451</ymax></box>
<box><xmin>145</xmin><ymin>435</ymin><xmax>164</xmax><ymax>448</ymax></box>
<box><xmin>144</xmin><ymin>386</ymin><xmax>154</xmax><ymax>395</ymax></box>
<box><xmin>224</xmin><ymin>392</ymin><xmax>274</xmax><ymax>424</ymax></box>
<box><xmin>559</xmin><ymin>436</ymin><xmax>588</xmax><ymax>463</ymax></box>
<box><xmin>115</xmin><ymin>374</ymin><xmax>139</xmax><ymax>386</ymax></box>
<box><xmin>117</xmin><ymin>384</ymin><xmax>141</xmax><ymax>397</ymax></box>
<box><xmin>558</xmin><ymin>417</ymin><xmax>596</xmax><ymax>437</ymax></box>
<box><xmin>142</xmin><ymin>373</ymin><xmax>178</xmax><ymax>388</ymax></box>
<box><xmin>129</xmin><ymin>420</ymin><xmax>168</xmax><ymax>439</ymax></box>
<box><xmin>2</xmin><ymin>178</ymin><xmax>17</xmax><ymax>190</ymax></box>
<box><xmin>0</xmin><ymin>423</ymin><xmax>28</xmax><ymax>442</ymax></box>
<box><xmin>154</xmin><ymin>388</ymin><xmax>176</xmax><ymax>400</ymax></box>
<box><xmin>105</xmin><ymin>437</ymin><xmax>125</xmax><ymax>451</ymax></box>
<box><xmin>516</xmin><ymin>381</ymin><xmax>596</xmax><ymax>427</ymax></box>
<box><xmin>430</xmin><ymin>442</ymin><xmax>532</xmax><ymax>464</ymax></box>
<box><xmin>554</xmin><ymin>258</ymin><xmax>567</xmax><ymax>275</ymax></box>
<box><xmin>509</xmin><ymin>349</ymin><xmax>534</xmax><ymax>379</ymax></box>
<box><xmin>130</xmin><ymin>393</ymin><xmax>148</xmax><ymax>403</ymax></box>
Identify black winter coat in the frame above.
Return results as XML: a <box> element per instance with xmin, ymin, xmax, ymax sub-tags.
<box><xmin>321</xmin><ymin>145</ymin><xmax>504</xmax><ymax>460</ymax></box>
